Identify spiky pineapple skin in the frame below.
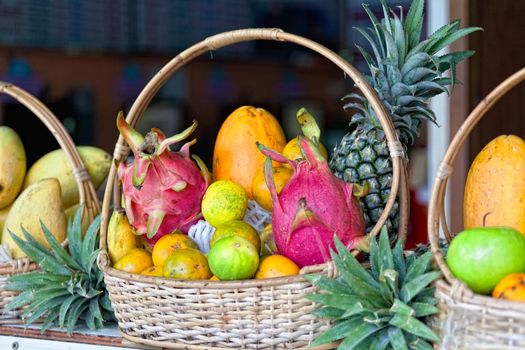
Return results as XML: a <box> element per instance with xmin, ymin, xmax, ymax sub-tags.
<box><xmin>330</xmin><ymin>128</ymin><xmax>398</xmax><ymax>233</ymax></box>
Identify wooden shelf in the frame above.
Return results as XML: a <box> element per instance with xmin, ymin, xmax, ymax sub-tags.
<box><xmin>0</xmin><ymin>323</ymin><xmax>156</xmax><ymax>349</ymax></box>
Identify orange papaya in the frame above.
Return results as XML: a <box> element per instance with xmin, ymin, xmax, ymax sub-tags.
<box><xmin>213</xmin><ymin>106</ymin><xmax>286</xmax><ymax>198</ymax></box>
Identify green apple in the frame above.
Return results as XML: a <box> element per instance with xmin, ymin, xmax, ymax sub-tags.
<box><xmin>446</xmin><ymin>226</ymin><xmax>525</xmax><ymax>294</ymax></box>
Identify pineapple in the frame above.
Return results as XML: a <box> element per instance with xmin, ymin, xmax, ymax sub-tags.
<box><xmin>330</xmin><ymin>0</ymin><xmax>481</xmax><ymax>233</ymax></box>
<box><xmin>4</xmin><ymin>208</ymin><xmax>114</xmax><ymax>334</ymax></box>
<box><xmin>306</xmin><ymin>228</ymin><xmax>441</xmax><ymax>349</ymax></box>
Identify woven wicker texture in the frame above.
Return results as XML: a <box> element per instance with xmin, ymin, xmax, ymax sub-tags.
<box><xmin>428</xmin><ymin>67</ymin><xmax>525</xmax><ymax>349</ymax></box>
<box><xmin>98</xmin><ymin>28</ymin><xmax>410</xmax><ymax>349</ymax></box>
<box><xmin>0</xmin><ymin>82</ymin><xmax>100</xmax><ymax>323</ymax></box>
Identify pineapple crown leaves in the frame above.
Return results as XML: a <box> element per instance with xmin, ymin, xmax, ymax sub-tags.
<box><xmin>4</xmin><ymin>207</ymin><xmax>115</xmax><ymax>334</ymax></box>
<box><xmin>305</xmin><ymin>227</ymin><xmax>441</xmax><ymax>349</ymax></box>
<box><xmin>345</xmin><ymin>0</ymin><xmax>482</xmax><ymax>144</ymax></box>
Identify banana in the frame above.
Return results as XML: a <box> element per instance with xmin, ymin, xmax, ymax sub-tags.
<box><xmin>2</xmin><ymin>178</ymin><xmax>66</xmax><ymax>259</ymax></box>
<box><xmin>0</xmin><ymin>126</ymin><xmax>26</xmax><ymax>208</ymax></box>
<box><xmin>107</xmin><ymin>209</ymin><xmax>140</xmax><ymax>264</ymax></box>
<box><xmin>23</xmin><ymin>146</ymin><xmax>111</xmax><ymax>208</ymax></box>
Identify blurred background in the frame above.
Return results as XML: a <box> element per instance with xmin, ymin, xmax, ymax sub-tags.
<box><xmin>0</xmin><ymin>0</ymin><xmax>523</xmax><ymax>238</ymax></box>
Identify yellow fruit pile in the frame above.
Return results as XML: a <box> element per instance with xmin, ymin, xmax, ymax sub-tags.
<box><xmin>0</xmin><ymin>126</ymin><xmax>111</xmax><ymax>259</ymax></box>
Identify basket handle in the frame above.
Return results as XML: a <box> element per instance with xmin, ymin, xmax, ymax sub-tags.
<box><xmin>0</xmin><ymin>82</ymin><xmax>100</xmax><ymax>238</ymax></box>
<box><xmin>99</xmin><ymin>28</ymin><xmax>409</xmax><ymax>270</ymax></box>
<box><xmin>428</xmin><ymin>67</ymin><xmax>525</xmax><ymax>285</ymax></box>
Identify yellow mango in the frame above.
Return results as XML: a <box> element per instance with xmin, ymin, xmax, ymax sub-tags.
<box><xmin>0</xmin><ymin>126</ymin><xmax>26</xmax><ymax>208</ymax></box>
<box><xmin>2</xmin><ymin>178</ymin><xmax>66</xmax><ymax>259</ymax></box>
<box><xmin>0</xmin><ymin>203</ymin><xmax>12</xmax><ymax>236</ymax></box>
<box><xmin>23</xmin><ymin>146</ymin><xmax>111</xmax><ymax>208</ymax></box>
<box><xmin>464</xmin><ymin>135</ymin><xmax>525</xmax><ymax>236</ymax></box>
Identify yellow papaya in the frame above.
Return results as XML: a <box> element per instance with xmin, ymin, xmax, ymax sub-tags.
<box><xmin>464</xmin><ymin>135</ymin><xmax>525</xmax><ymax>236</ymax></box>
<box><xmin>213</xmin><ymin>106</ymin><xmax>286</xmax><ymax>198</ymax></box>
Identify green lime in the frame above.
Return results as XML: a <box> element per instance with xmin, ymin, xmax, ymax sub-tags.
<box><xmin>208</xmin><ymin>236</ymin><xmax>259</xmax><ymax>280</ymax></box>
<box><xmin>201</xmin><ymin>180</ymin><xmax>248</xmax><ymax>227</ymax></box>
<box><xmin>210</xmin><ymin>220</ymin><xmax>261</xmax><ymax>253</ymax></box>
<box><xmin>446</xmin><ymin>226</ymin><xmax>525</xmax><ymax>294</ymax></box>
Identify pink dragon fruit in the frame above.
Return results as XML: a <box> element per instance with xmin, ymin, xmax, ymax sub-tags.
<box><xmin>259</xmin><ymin>136</ymin><xmax>366</xmax><ymax>267</ymax></box>
<box><xmin>117</xmin><ymin>113</ymin><xmax>210</xmax><ymax>247</ymax></box>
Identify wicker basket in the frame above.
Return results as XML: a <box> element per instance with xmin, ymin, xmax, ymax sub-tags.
<box><xmin>98</xmin><ymin>28</ymin><xmax>410</xmax><ymax>349</ymax></box>
<box><xmin>428</xmin><ymin>67</ymin><xmax>525</xmax><ymax>349</ymax></box>
<box><xmin>0</xmin><ymin>82</ymin><xmax>100</xmax><ymax>323</ymax></box>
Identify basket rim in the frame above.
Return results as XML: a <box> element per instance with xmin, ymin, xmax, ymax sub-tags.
<box><xmin>427</xmin><ymin>66</ymin><xmax>525</xmax><ymax>287</ymax></box>
<box><xmin>98</xmin><ymin>27</ymin><xmax>410</xmax><ymax>288</ymax></box>
<box><xmin>435</xmin><ymin>279</ymin><xmax>525</xmax><ymax>313</ymax></box>
<box><xmin>0</xmin><ymin>82</ymin><xmax>100</xmax><ymax>275</ymax></box>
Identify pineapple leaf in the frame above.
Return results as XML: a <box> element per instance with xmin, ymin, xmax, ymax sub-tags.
<box><xmin>369</xmin><ymin>328</ymin><xmax>390</xmax><ymax>350</ymax></box>
<box><xmin>24</xmin><ymin>296</ymin><xmax>65</xmax><ymax>325</ymax></box>
<box><xmin>59</xmin><ymin>295</ymin><xmax>80</xmax><ymax>328</ymax></box>
<box><xmin>412</xmin><ymin>302</ymin><xmax>439</xmax><ymax>317</ymax></box>
<box><xmin>100</xmin><ymin>293</ymin><xmax>114</xmax><ymax>312</ymax></box>
<box><xmin>392</xmin><ymin>240</ymin><xmax>406</xmax><ymax>283</ymax></box>
<box><xmin>378</xmin><ymin>228</ymin><xmax>394</xmax><ymax>272</ymax></box>
<box><xmin>334</xmin><ymin>237</ymin><xmax>380</xmax><ymax>288</ymax></box>
<box><xmin>304</xmin><ymin>274</ymin><xmax>352</xmax><ymax>295</ymax></box>
<box><xmin>408</xmin><ymin>337</ymin><xmax>434</xmax><ymax>350</ymax></box>
<box><xmin>85</xmin><ymin>307</ymin><xmax>96</xmax><ymax>331</ymax></box>
<box><xmin>40</xmin><ymin>221</ymin><xmax>82</xmax><ymax>271</ymax></box>
<box><xmin>338</xmin><ymin>269</ymin><xmax>385</xmax><ymax>307</ymax></box>
<box><xmin>369</xmin><ymin>230</ymin><xmax>380</xmax><ymax>279</ymax></box>
<box><xmin>81</xmin><ymin>215</ymin><xmax>101</xmax><ymax>271</ymax></box>
<box><xmin>390</xmin><ymin>298</ymin><xmax>415</xmax><ymax>317</ymax></box>
<box><xmin>423</xmin><ymin>20</ymin><xmax>461</xmax><ymax>53</ymax></box>
<box><xmin>337</xmin><ymin>323</ymin><xmax>384</xmax><ymax>350</ymax></box>
<box><xmin>68</xmin><ymin>206</ymin><xmax>84</xmax><ymax>262</ymax></box>
<box><xmin>379</xmin><ymin>0</ymin><xmax>393</xmax><ymax>34</ymax></box>
<box><xmin>340</xmin><ymin>301</ymin><xmax>369</xmax><ymax>318</ymax></box>
<box><xmin>9</xmin><ymin>229</ymin><xmax>71</xmax><ymax>276</ymax></box>
<box><xmin>389</xmin><ymin>313</ymin><xmax>439</xmax><ymax>342</ymax></box>
<box><xmin>306</xmin><ymin>294</ymin><xmax>367</xmax><ymax>310</ymax></box>
<box><xmin>388</xmin><ymin>327</ymin><xmax>408</xmax><ymax>350</ymax></box>
<box><xmin>391</xmin><ymin>10</ymin><xmax>406</xmax><ymax>65</ymax></box>
<box><xmin>88</xmin><ymin>297</ymin><xmax>104</xmax><ymax>330</ymax></box>
<box><xmin>67</xmin><ymin>299</ymin><xmax>89</xmax><ymax>335</ymax></box>
<box><xmin>427</xmin><ymin>27</ymin><xmax>482</xmax><ymax>55</ymax></box>
<box><xmin>41</xmin><ymin>309</ymin><xmax>59</xmax><ymax>333</ymax></box>
<box><xmin>362</xmin><ymin>4</ymin><xmax>386</xmax><ymax>59</ymax></box>
<box><xmin>4</xmin><ymin>290</ymin><xmax>33</xmax><ymax>311</ymax></box>
<box><xmin>311</xmin><ymin>318</ymin><xmax>363</xmax><ymax>346</ymax></box>
<box><xmin>402</xmin><ymin>68</ymin><xmax>436</xmax><ymax>85</ymax></box>
<box><xmin>404</xmin><ymin>251</ymin><xmax>432</xmax><ymax>283</ymax></box>
<box><xmin>400</xmin><ymin>271</ymin><xmax>441</xmax><ymax>304</ymax></box>
<box><xmin>311</xmin><ymin>307</ymin><xmax>346</xmax><ymax>319</ymax></box>
<box><xmin>404</xmin><ymin>0</ymin><xmax>424</xmax><ymax>48</ymax></box>
<box><xmin>354</xmin><ymin>27</ymin><xmax>384</xmax><ymax>67</ymax></box>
